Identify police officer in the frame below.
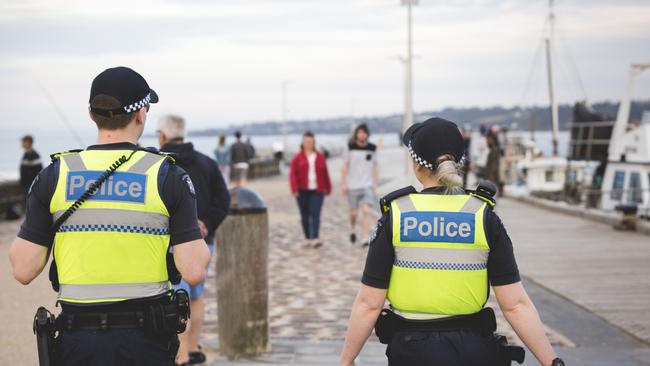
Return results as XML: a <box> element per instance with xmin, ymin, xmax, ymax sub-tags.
<box><xmin>9</xmin><ymin>66</ymin><xmax>211</xmax><ymax>366</ymax></box>
<box><xmin>340</xmin><ymin>118</ymin><xmax>565</xmax><ymax>366</ymax></box>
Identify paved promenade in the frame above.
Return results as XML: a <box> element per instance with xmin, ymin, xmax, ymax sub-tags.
<box><xmin>1</xmin><ymin>152</ymin><xmax>649</xmax><ymax>365</ymax></box>
<box><xmin>496</xmin><ymin>198</ymin><xmax>650</xmax><ymax>344</ymax></box>
<box><xmin>0</xmin><ymin>220</ymin><xmax>57</xmax><ymax>366</ymax></box>
<box><xmin>200</xmin><ymin>177</ymin><xmax>573</xmax><ymax>365</ymax></box>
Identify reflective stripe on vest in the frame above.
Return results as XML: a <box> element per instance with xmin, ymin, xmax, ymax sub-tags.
<box><xmin>387</xmin><ymin>193</ymin><xmax>490</xmax><ymax>316</ymax></box>
<box><xmin>58</xmin><ymin>281</ymin><xmax>170</xmax><ymax>303</ymax></box>
<box><xmin>62</xmin><ymin>154</ymin><xmax>87</xmax><ymax>171</ymax></box>
<box><xmin>53</xmin><ymin>209</ymin><xmax>169</xmax><ymax>235</ymax></box>
<box><xmin>50</xmin><ymin>150</ymin><xmax>171</xmax><ymax>304</ymax></box>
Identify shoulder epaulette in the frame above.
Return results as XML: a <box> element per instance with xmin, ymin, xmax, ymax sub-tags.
<box><xmin>379</xmin><ymin>186</ymin><xmax>417</xmax><ymax>213</ymax></box>
<box><xmin>466</xmin><ymin>180</ymin><xmax>497</xmax><ymax>207</ymax></box>
<box><xmin>50</xmin><ymin>149</ymin><xmax>83</xmax><ymax>162</ymax></box>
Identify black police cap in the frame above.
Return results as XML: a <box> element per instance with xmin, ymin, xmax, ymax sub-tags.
<box><xmin>89</xmin><ymin>66</ymin><xmax>158</xmax><ymax>117</ymax></box>
<box><xmin>402</xmin><ymin>117</ymin><xmax>464</xmax><ymax>170</ymax></box>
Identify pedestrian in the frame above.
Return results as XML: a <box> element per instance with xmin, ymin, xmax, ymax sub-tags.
<box><xmin>340</xmin><ymin>117</ymin><xmax>564</xmax><ymax>366</ymax></box>
<box><xmin>9</xmin><ymin>66</ymin><xmax>211</xmax><ymax>366</ymax></box>
<box><xmin>340</xmin><ymin>123</ymin><xmax>379</xmax><ymax>246</ymax></box>
<box><xmin>158</xmin><ymin>114</ymin><xmax>230</xmax><ymax>366</ymax></box>
<box><xmin>19</xmin><ymin>134</ymin><xmax>43</xmax><ymax>195</ymax></box>
<box><xmin>246</xmin><ymin>136</ymin><xmax>256</xmax><ymax>159</ymax></box>
<box><xmin>230</xmin><ymin>131</ymin><xmax>252</xmax><ymax>187</ymax></box>
<box><xmin>485</xmin><ymin>132</ymin><xmax>501</xmax><ymax>188</ymax></box>
<box><xmin>272</xmin><ymin>141</ymin><xmax>284</xmax><ymax>162</ymax></box>
<box><xmin>461</xmin><ymin>125</ymin><xmax>472</xmax><ymax>188</ymax></box>
<box><xmin>214</xmin><ymin>134</ymin><xmax>231</xmax><ymax>186</ymax></box>
<box><xmin>289</xmin><ymin>131</ymin><xmax>332</xmax><ymax>248</ymax></box>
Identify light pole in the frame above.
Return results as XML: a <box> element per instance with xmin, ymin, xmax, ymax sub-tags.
<box><xmin>281</xmin><ymin>80</ymin><xmax>289</xmax><ymax>154</ymax></box>
<box><xmin>401</xmin><ymin>0</ymin><xmax>417</xmax><ymax>173</ymax></box>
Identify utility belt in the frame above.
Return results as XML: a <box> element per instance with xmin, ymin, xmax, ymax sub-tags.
<box><xmin>375</xmin><ymin>307</ymin><xmax>525</xmax><ymax>365</ymax></box>
<box><xmin>33</xmin><ymin>290</ymin><xmax>190</xmax><ymax>366</ymax></box>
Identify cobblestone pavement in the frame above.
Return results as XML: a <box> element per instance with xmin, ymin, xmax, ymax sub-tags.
<box><xmin>199</xmin><ymin>178</ymin><xmax>573</xmax><ymax>363</ymax></box>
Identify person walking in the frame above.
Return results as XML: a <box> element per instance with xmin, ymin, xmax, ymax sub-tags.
<box><xmin>341</xmin><ymin>117</ymin><xmax>564</xmax><ymax>366</ymax></box>
<box><xmin>158</xmin><ymin>115</ymin><xmax>231</xmax><ymax>366</ymax></box>
<box><xmin>214</xmin><ymin>134</ymin><xmax>231</xmax><ymax>187</ymax></box>
<box><xmin>289</xmin><ymin>131</ymin><xmax>332</xmax><ymax>248</ymax></box>
<box><xmin>485</xmin><ymin>132</ymin><xmax>501</xmax><ymax>193</ymax></box>
<box><xmin>340</xmin><ymin>123</ymin><xmax>379</xmax><ymax>246</ymax></box>
<box><xmin>9</xmin><ymin>66</ymin><xmax>211</xmax><ymax>366</ymax></box>
<box><xmin>230</xmin><ymin>131</ymin><xmax>252</xmax><ymax>187</ymax></box>
<box><xmin>19</xmin><ymin>134</ymin><xmax>43</xmax><ymax>195</ymax></box>
<box><xmin>461</xmin><ymin>125</ymin><xmax>472</xmax><ymax>189</ymax></box>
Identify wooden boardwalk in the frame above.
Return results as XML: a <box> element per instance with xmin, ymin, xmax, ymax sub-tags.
<box><xmin>497</xmin><ymin>198</ymin><xmax>650</xmax><ymax>344</ymax></box>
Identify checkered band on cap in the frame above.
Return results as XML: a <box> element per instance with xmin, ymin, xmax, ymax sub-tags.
<box><xmin>123</xmin><ymin>93</ymin><xmax>151</xmax><ymax>113</ymax></box>
<box><xmin>408</xmin><ymin>142</ymin><xmax>434</xmax><ymax>170</ymax></box>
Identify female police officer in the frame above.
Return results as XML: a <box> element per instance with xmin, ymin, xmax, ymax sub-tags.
<box><xmin>341</xmin><ymin>118</ymin><xmax>564</xmax><ymax>366</ymax></box>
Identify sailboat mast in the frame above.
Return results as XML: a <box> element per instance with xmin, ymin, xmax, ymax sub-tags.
<box><xmin>545</xmin><ymin>0</ymin><xmax>559</xmax><ymax>156</ymax></box>
<box><xmin>402</xmin><ymin>0</ymin><xmax>417</xmax><ymax>174</ymax></box>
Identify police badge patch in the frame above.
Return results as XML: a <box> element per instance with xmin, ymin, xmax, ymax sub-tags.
<box><xmin>182</xmin><ymin>174</ymin><xmax>196</xmax><ymax>197</ymax></box>
<box><xmin>368</xmin><ymin>218</ymin><xmax>383</xmax><ymax>244</ymax></box>
<box><xmin>27</xmin><ymin>174</ymin><xmax>39</xmax><ymax>196</ymax></box>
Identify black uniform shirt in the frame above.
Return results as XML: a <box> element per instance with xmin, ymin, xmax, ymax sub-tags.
<box><xmin>18</xmin><ymin>142</ymin><xmax>203</xmax><ymax>248</ymax></box>
<box><xmin>362</xmin><ymin>186</ymin><xmax>520</xmax><ymax>289</ymax></box>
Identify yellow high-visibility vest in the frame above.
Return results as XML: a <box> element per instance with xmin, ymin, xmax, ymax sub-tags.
<box><xmin>50</xmin><ymin>149</ymin><xmax>171</xmax><ymax>304</ymax></box>
<box><xmin>387</xmin><ymin>193</ymin><xmax>492</xmax><ymax>316</ymax></box>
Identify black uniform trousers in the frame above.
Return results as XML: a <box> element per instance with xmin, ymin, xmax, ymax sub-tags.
<box><xmin>56</xmin><ymin>328</ymin><xmax>175</xmax><ymax>366</ymax></box>
<box><xmin>386</xmin><ymin>329</ymin><xmax>501</xmax><ymax>366</ymax></box>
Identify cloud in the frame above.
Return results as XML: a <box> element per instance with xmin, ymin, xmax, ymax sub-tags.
<box><xmin>0</xmin><ymin>0</ymin><xmax>648</xmax><ymax>130</ymax></box>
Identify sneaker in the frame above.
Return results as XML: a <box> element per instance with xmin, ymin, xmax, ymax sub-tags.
<box><xmin>312</xmin><ymin>241</ymin><xmax>323</xmax><ymax>249</ymax></box>
<box><xmin>360</xmin><ymin>240</ymin><xmax>369</xmax><ymax>248</ymax></box>
<box><xmin>188</xmin><ymin>350</ymin><xmax>206</xmax><ymax>364</ymax></box>
<box><xmin>350</xmin><ymin>233</ymin><xmax>356</xmax><ymax>244</ymax></box>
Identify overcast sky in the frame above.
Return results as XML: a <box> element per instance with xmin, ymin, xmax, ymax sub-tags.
<box><xmin>0</xmin><ymin>0</ymin><xmax>649</xmax><ymax>132</ymax></box>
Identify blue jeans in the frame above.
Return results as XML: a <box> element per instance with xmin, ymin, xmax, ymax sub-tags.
<box><xmin>296</xmin><ymin>190</ymin><xmax>324</xmax><ymax>239</ymax></box>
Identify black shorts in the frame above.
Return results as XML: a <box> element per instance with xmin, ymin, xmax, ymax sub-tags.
<box><xmin>56</xmin><ymin>328</ymin><xmax>175</xmax><ymax>366</ymax></box>
<box><xmin>386</xmin><ymin>329</ymin><xmax>501</xmax><ymax>366</ymax></box>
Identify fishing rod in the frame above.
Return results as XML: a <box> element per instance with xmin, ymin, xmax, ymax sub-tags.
<box><xmin>34</xmin><ymin>78</ymin><xmax>85</xmax><ymax>147</ymax></box>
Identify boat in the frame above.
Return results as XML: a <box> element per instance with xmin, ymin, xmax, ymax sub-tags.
<box><xmin>600</xmin><ymin>64</ymin><xmax>650</xmax><ymax>217</ymax></box>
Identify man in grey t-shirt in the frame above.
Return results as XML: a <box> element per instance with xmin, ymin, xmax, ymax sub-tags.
<box><xmin>340</xmin><ymin>123</ymin><xmax>379</xmax><ymax>246</ymax></box>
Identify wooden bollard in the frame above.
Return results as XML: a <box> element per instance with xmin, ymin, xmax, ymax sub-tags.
<box><xmin>215</xmin><ymin>187</ymin><xmax>269</xmax><ymax>357</ymax></box>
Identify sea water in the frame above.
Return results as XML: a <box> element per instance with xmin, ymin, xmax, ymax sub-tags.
<box><xmin>0</xmin><ymin>128</ymin><xmax>568</xmax><ymax>180</ymax></box>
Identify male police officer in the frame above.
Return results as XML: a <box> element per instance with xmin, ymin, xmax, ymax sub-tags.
<box><xmin>9</xmin><ymin>66</ymin><xmax>211</xmax><ymax>366</ymax></box>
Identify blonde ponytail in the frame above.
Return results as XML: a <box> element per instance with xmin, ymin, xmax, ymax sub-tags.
<box><xmin>435</xmin><ymin>154</ymin><xmax>465</xmax><ymax>194</ymax></box>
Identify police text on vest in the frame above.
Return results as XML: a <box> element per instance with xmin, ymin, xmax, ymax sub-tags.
<box><xmin>400</xmin><ymin>212</ymin><xmax>475</xmax><ymax>243</ymax></box>
<box><xmin>66</xmin><ymin>171</ymin><xmax>147</xmax><ymax>203</ymax></box>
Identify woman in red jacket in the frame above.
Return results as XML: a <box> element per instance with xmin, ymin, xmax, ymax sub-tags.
<box><xmin>289</xmin><ymin>131</ymin><xmax>332</xmax><ymax>248</ymax></box>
